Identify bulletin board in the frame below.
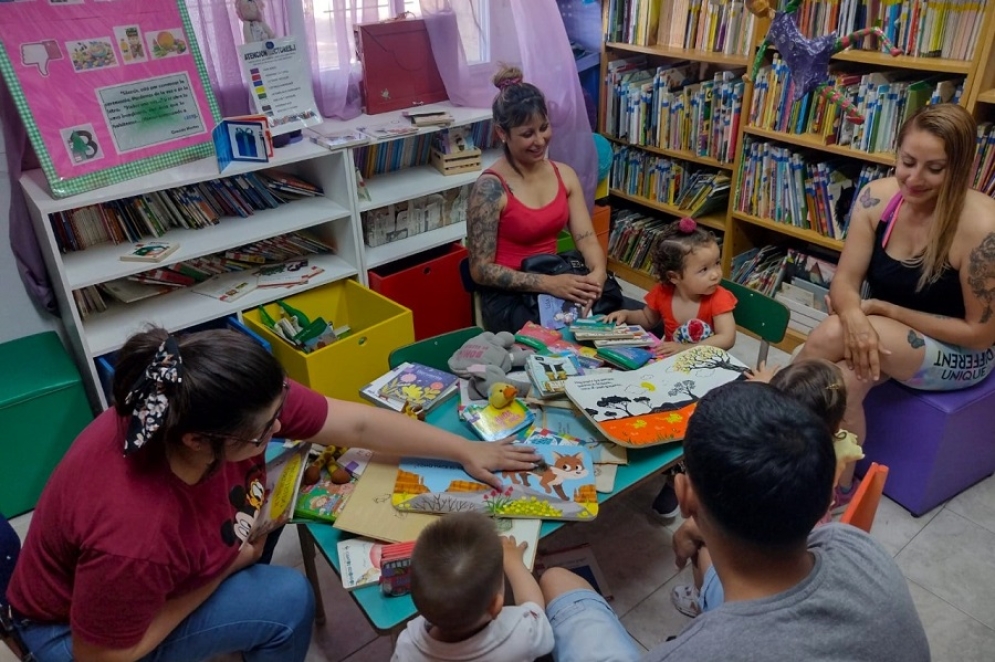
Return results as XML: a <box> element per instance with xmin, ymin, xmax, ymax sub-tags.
<box><xmin>0</xmin><ymin>0</ymin><xmax>221</xmax><ymax>198</ymax></box>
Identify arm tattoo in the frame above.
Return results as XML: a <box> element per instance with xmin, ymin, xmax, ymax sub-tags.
<box><xmin>573</xmin><ymin>230</ymin><xmax>595</xmax><ymax>242</ymax></box>
<box><xmin>465</xmin><ymin>176</ymin><xmax>544</xmax><ymax>292</ymax></box>
<box><xmin>859</xmin><ymin>187</ymin><xmax>880</xmax><ymax>209</ymax></box>
<box><xmin>967</xmin><ymin>232</ymin><xmax>995</xmax><ymax>323</ymax></box>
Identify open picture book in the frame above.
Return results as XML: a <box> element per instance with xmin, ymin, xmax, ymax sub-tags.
<box><xmin>565</xmin><ymin>346</ymin><xmax>750</xmax><ymax>447</ymax></box>
<box><xmin>392</xmin><ymin>445</ymin><xmax>598</xmax><ymax>521</ymax></box>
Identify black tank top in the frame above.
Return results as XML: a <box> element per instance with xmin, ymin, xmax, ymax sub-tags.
<box><xmin>866</xmin><ymin>193</ymin><xmax>965</xmax><ymax>319</ymax></box>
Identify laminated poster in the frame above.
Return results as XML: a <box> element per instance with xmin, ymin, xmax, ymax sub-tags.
<box><xmin>0</xmin><ymin>0</ymin><xmax>221</xmax><ymax>198</ymax></box>
<box><xmin>238</xmin><ymin>36</ymin><xmax>320</xmax><ymax>136</ymax></box>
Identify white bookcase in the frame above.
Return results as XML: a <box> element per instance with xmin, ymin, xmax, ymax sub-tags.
<box><xmin>21</xmin><ymin>101</ymin><xmax>492</xmax><ymax>409</ymax></box>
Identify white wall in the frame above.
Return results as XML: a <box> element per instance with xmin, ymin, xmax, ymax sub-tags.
<box><xmin>0</xmin><ymin>116</ymin><xmax>64</xmax><ymax>344</ymax></box>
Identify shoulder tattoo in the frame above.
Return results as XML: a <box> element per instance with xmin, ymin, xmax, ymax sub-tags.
<box><xmin>967</xmin><ymin>232</ymin><xmax>995</xmax><ymax>324</ymax></box>
<box><xmin>466</xmin><ymin>177</ymin><xmax>504</xmax><ymax>256</ymax></box>
<box><xmin>859</xmin><ymin>187</ymin><xmax>880</xmax><ymax>209</ymax></box>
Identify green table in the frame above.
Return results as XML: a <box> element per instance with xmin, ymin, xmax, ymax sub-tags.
<box><xmin>298</xmin><ymin>397</ymin><xmax>683</xmax><ymax>634</ymax></box>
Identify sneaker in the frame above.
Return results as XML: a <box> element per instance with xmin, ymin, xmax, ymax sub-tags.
<box><xmin>670</xmin><ymin>585</ymin><xmax>702</xmax><ymax>618</ymax></box>
<box><xmin>652</xmin><ymin>480</ymin><xmax>680</xmax><ymax>519</ymax></box>
<box><xmin>831</xmin><ymin>477</ymin><xmax>861</xmax><ymax>515</ymax></box>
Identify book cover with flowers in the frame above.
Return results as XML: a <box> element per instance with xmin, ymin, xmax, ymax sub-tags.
<box><xmin>376</xmin><ymin>363</ymin><xmax>458</xmax><ymax>409</ymax></box>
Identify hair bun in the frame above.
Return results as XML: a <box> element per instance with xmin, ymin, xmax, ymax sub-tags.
<box><xmin>678</xmin><ymin>217</ymin><xmax>697</xmax><ymax>233</ymax></box>
<box><xmin>497</xmin><ymin>76</ymin><xmax>522</xmax><ymax>90</ymax></box>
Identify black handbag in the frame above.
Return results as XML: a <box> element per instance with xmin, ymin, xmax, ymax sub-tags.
<box><xmin>519</xmin><ymin>250</ymin><xmax>625</xmax><ymax>316</ymax></box>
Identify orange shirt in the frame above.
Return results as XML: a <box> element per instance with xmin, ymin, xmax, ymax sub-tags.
<box><xmin>645</xmin><ymin>284</ymin><xmax>737</xmax><ymax>341</ymax></box>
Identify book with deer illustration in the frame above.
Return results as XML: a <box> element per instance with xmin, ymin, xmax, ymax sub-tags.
<box><xmin>564</xmin><ymin>346</ymin><xmax>750</xmax><ymax>448</ymax></box>
<box><xmin>392</xmin><ymin>445</ymin><xmax>598</xmax><ymax>521</ymax></box>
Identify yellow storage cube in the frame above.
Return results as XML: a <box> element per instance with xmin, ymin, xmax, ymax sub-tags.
<box><xmin>242</xmin><ymin>280</ymin><xmax>414</xmax><ymax>402</ymax></box>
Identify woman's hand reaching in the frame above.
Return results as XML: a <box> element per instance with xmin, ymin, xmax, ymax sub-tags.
<box><xmin>460</xmin><ymin>437</ymin><xmax>541</xmax><ymax>490</ymax></box>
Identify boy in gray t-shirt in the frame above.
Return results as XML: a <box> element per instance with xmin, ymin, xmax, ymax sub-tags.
<box><xmin>540</xmin><ymin>382</ymin><xmax>930</xmax><ymax>662</ymax></box>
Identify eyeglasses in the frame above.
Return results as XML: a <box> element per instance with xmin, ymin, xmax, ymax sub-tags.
<box><xmin>201</xmin><ymin>381</ymin><xmax>289</xmax><ymax>447</ymax></box>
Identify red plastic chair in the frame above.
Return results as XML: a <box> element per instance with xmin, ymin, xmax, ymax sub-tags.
<box><xmin>840</xmin><ymin>463</ymin><xmax>889</xmax><ymax>533</ymax></box>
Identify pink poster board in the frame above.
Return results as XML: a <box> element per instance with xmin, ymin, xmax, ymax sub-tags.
<box><xmin>0</xmin><ymin>0</ymin><xmax>221</xmax><ymax>198</ymax></box>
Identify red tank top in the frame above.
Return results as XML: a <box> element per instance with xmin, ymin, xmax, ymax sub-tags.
<box><xmin>488</xmin><ymin>162</ymin><xmax>570</xmax><ymax>269</ymax></box>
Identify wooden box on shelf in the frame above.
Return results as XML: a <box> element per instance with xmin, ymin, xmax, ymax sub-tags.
<box><xmin>430</xmin><ymin>148</ymin><xmax>482</xmax><ymax>176</ymax></box>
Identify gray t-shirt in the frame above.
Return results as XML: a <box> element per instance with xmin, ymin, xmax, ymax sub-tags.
<box><xmin>645</xmin><ymin>524</ymin><xmax>930</xmax><ymax>661</ymax></box>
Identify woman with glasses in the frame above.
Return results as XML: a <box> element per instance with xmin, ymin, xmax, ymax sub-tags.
<box><xmin>7</xmin><ymin>327</ymin><xmax>539</xmax><ymax>662</ymax></box>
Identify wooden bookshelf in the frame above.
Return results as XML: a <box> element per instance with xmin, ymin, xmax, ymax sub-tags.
<box><xmin>610</xmin><ymin>189</ymin><xmax>726</xmax><ymax>232</ymax></box>
<box><xmin>732</xmin><ymin>211</ymin><xmax>845</xmax><ymax>252</ymax></box>
<box><xmin>604</xmin><ymin>136</ymin><xmax>735</xmax><ymax>170</ymax></box>
<box><xmin>830</xmin><ymin>50</ymin><xmax>973</xmax><ymax>74</ymax></box>
<box><xmin>742</xmin><ymin>126</ymin><xmax>898</xmax><ymax>167</ymax></box>
<box><xmin>606</xmin><ymin>42</ymin><xmax>750</xmax><ymax>67</ymax></box>
<box><xmin>978</xmin><ymin>89</ymin><xmax>995</xmax><ymax>104</ymax></box>
<box><xmin>608</xmin><ymin>258</ymin><xmax>657</xmax><ymax>292</ymax></box>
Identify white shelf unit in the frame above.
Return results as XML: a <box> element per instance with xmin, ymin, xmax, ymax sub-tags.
<box><xmin>22</xmin><ymin>101</ymin><xmax>493</xmax><ymax>409</ymax></box>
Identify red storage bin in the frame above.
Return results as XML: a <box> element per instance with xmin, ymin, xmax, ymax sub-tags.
<box><xmin>369</xmin><ymin>243</ymin><xmax>471</xmax><ymax>340</ymax></box>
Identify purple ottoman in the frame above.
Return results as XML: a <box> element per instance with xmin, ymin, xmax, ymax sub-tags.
<box><xmin>859</xmin><ymin>375</ymin><xmax>995</xmax><ymax>516</ymax></box>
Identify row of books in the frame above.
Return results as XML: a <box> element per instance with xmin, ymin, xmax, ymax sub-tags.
<box><xmin>791</xmin><ymin>0</ymin><xmax>989</xmax><ymax>62</ymax></box>
<box><xmin>604</xmin><ymin>57</ymin><xmax>745</xmax><ymax>164</ymax></box>
<box><xmin>608</xmin><ymin>207</ymin><xmax>725</xmax><ymax>276</ymax></box>
<box><xmin>749</xmin><ymin>57</ymin><xmax>963</xmax><ymax>154</ymax></box>
<box><xmin>352</xmin><ymin>120</ymin><xmax>496</xmax><ymax>179</ymax></box>
<box><xmin>362</xmin><ymin>184</ymin><xmax>471</xmax><ymax>248</ymax></box>
<box><xmin>972</xmin><ymin>121</ymin><xmax>995</xmax><ymax>197</ymax></box>
<box><xmin>73</xmin><ymin>230</ymin><xmax>334</xmax><ymax>318</ymax></box>
<box><xmin>735</xmin><ymin>138</ymin><xmax>891</xmax><ymax>240</ymax></box>
<box><xmin>606</xmin><ymin>0</ymin><xmax>756</xmax><ymax>57</ymax></box>
<box><xmin>50</xmin><ymin>170</ymin><xmax>323</xmax><ymax>254</ymax></box>
<box><xmin>610</xmin><ymin>146</ymin><xmax>731</xmax><ymax>216</ymax></box>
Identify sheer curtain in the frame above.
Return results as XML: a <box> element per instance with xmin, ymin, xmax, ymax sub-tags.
<box><xmin>420</xmin><ymin>0</ymin><xmax>597</xmax><ymax>208</ymax></box>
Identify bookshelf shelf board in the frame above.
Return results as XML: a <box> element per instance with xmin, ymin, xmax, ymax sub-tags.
<box><xmin>313</xmin><ymin>102</ymin><xmax>491</xmax><ymax>137</ymax></box>
<box><xmin>359</xmin><ymin>149</ymin><xmax>500</xmax><ymax>212</ymax></box>
<box><xmin>19</xmin><ymin>141</ymin><xmax>333</xmax><ymax>215</ymax></box>
<box><xmin>781</xmin><ymin>327</ymin><xmax>808</xmax><ymax>352</ymax></box>
<box><xmin>743</xmin><ymin>126</ymin><xmax>897</xmax><ymax>167</ymax></box>
<box><xmin>605</xmin><ymin>136</ymin><xmax>734</xmax><ymax>170</ymax></box>
<box><xmin>608</xmin><ymin>258</ymin><xmax>658</xmax><ymax>292</ymax></box>
<box><xmin>978</xmin><ymin>89</ymin><xmax>995</xmax><ymax>104</ymax></box>
<box><xmin>610</xmin><ymin>189</ymin><xmax>727</xmax><ymax>231</ymax></box>
<box><xmin>606</xmin><ymin>42</ymin><xmax>749</xmax><ymax>67</ymax></box>
<box><xmin>830</xmin><ymin>50</ymin><xmax>972</xmax><ymax>74</ymax></box>
<box><xmin>732</xmin><ymin>211</ymin><xmax>845</xmax><ymax>252</ymax></box>
<box><xmin>61</xmin><ymin>197</ymin><xmax>352</xmax><ymax>289</ymax></box>
<box><xmin>83</xmin><ymin>253</ymin><xmax>358</xmax><ymax>356</ymax></box>
<box><xmin>365</xmin><ymin>222</ymin><xmax>466</xmax><ymax>269</ymax></box>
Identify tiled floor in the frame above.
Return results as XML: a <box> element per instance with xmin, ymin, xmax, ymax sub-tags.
<box><xmin>5</xmin><ymin>333</ymin><xmax>995</xmax><ymax>661</ymax></box>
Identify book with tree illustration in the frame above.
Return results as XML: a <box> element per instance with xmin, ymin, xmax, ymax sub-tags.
<box><xmin>369</xmin><ymin>362</ymin><xmax>458</xmax><ymax>410</ymax></box>
<box><xmin>564</xmin><ymin>346</ymin><xmax>749</xmax><ymax>448</ymax></box>
<box><xmin>392</xmin><ymin>445</ymin><xmax>598</xmax><ymax>521</ymax></box>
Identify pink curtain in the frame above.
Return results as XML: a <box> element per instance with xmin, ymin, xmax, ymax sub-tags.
<box><xmin>420</xmin><ymin>0</ymin><xmax>597</xmax><ymax>209</ymax></box>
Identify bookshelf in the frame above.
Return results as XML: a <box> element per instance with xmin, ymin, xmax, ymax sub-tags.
<box><xmin>602</xmin><ymin>0</ymin><xmax>995</xmax><ymax>352</ymax></box>
<box><xmin>21</xmin><ymin>101</ymin><xmax>493</xmax><ymax>408</ymax></box>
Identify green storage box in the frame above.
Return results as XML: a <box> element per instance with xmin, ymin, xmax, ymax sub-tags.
<box><xmin>556</xmin><ymin>230</ymin><xmax>576</xmax><ymax>253</ymax></box>
<box><xmin>0</xmin><ymin>332</ymin><xmax>93</xmax><ymax>517</ymax></box>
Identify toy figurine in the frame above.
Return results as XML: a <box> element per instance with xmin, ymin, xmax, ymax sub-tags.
<box><xmin>745</xmin><ymin>0</ymin><xmax>903</xmax><ymax>124</ymax></box>
<box><xmin>235</xmin><ymin>0</ymin><xmax>276</xmax><ymax>44</ymax></box>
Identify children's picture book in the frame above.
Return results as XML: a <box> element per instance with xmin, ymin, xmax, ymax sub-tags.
<box><xmin>376</xmin><ymin>363</ymin><xmax>459</xmax><ymax>410</ymax></box>
<box><xmin>392</xmin><ymin>445</ymin><xmax>598</xmax><ymax>521</ymax></box>
<box><xmin>571</xmin><ymin>323</ymin><xmax>646</xmax><ymax>343</ymax></box>
<box><xmin>535</xmin><ymin>543</ymin><xmax>612</xmax><ymax>600</ymax></box>
<box><xmin>191</xmin><ymin>274</ymin><xmax>258</xmax><ymax>302</ymax></box>
<box><xmin>98</xmin><ymin>278</ymin><xmax>173</xmax><ymax>304</ymax></box>
<box><xmin>539</xmin><ymin>408</ymin><xmax>628</xmax><ymax>465</ymax></box>
<box><xmin>565</xmin><ymin>346</ymin><xmax>750</xmax><ymax>447</ymax></box>
<box><xmin>460</xmin><ymin>399</ymin><xmax>536</xmax><ymax>441</ymax></box>
<box><xmin>537</xmin><ymin>294</ymin><xmax>582</xmax><ymax>330</ymax></box>
<box><xmin>119</xmin><ymin>240</ymin><xmax>179</xmax><ymax>263</ymax></box>
<box><xmin>495</xmin><ymin>517</ymin><xmax>542</xmax><ymax>570</ymax></box>
<box><xmin>295</xmin><ymin>473</ymin><xmax>356</xmax><ymax>524</ymax></box>
<box><xmin>213</xmin><ymin>115</ymin><xmax>273</xmax><ymax>171</ymax></box>
<box><xmin>359</xmin><ymin>362</ymin><xmax>458</xmax><ymax>412</ymax></box>
<box><xmin>513</xmin><ymin>321</ymin><xmax>562</xmax><ymax>351</ymax></box>
<box><xmin>525</xmin><ymin>354</ymin><xmax>583</xmax><ymax>399</ymax></box>
<box><xmin>357</xmin><ymin>121</ymin><xmax>420</xmax><ymax>141</ymax></box>
<box><xmin>337</xmin><ymin>537</ymin><xmax>387</xmax><ymax>591</ymax></box>
<box><xmin>337</xmin><ymin>447</ymin><xmax>373</xmax><ymax>477</ymax></box>
<box><xmin>305</xmin><ymin>126</ymin><xmax>370</xmax><ymax>150</ymax></box>
<box><xmin>251</xmin><ymin>441</ymin><xmax>311</xmax><ymax>542</ymax></box>
<box><xmin>596</xmin><ymin>345</ymin><xmax>654</xmax><ymax>370</ymax></box>
<box><xmin>256</xmin><ymin>259</ymin><xmax>315</xmax><ymax>287</ymax></box>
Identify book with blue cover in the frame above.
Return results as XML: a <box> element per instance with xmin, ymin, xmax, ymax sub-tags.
<box><xmin>537</xmin><ymin>294</ymin><xmax>582</xmax><ymax>330</ymax></box>
<box><xmin>375</xmin><ymin>362</ymin><xmax>458</xmax><ymax>410</ymax></box>
<box><xmin>392</xmin><ymin>444</ymin><xmax>598</xmax><ymax>521</ymax></box>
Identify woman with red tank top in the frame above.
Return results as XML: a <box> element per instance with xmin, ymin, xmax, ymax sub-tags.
<box><xmin>796</xmin><ymin>104</ymin><xmax>995</xmax><ymax>511</ymax></box>
<box><xmin>466</xmin><ymin>65</ymin><xmax>610</xmax><ymax>333</ymax></box>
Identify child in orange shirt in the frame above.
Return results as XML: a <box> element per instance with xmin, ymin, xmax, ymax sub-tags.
<box><xmin>605</xmin><ymin>218</ymin><xmax>737</xmax><ymax>357</ymax></box>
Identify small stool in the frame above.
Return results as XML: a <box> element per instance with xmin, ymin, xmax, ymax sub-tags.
<box><xmin>859</xmin><ymin>375</ymin><xmax>995</xmax><ymax>516</ymax></box>
<box><xmin>0</xmin><ymin>332</ymin><xmax>93</xmax><ymax>517</ymax></box>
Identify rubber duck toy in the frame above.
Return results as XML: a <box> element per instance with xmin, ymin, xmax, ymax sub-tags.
<box><xmin>488</xmin><ymin>382</ymin><xmax>518</xmax><ymax>409</ymax></box>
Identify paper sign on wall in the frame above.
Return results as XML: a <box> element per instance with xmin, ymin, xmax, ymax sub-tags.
<box><xmin>238</xmin><ymin>36</ymin><xmax>320</xmax><ymax>136</ymax></box>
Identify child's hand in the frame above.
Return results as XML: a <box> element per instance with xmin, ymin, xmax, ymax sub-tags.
<box><xmin>603</xmin><ymin>310</ymin><xmax>628</xmax><ymax>325</ymax></box>
<box><xmin>747</xmin><ymin>360</ymin><xmax>781</xmax><ymax>383</ymax></box>
<box><xmin>501</xmin><ymin>535</ymin><xmax>527</xmax><ymax>564</ymax></box>
<box><xmin>654</xmin><ymin>341</ymin><xmax>684</xmax><ymax>357</ymax></box>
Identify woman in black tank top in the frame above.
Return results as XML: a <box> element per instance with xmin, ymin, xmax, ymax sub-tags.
<box><xmin>794</xmin><ymin>104</ymin><xmax>995</xmax><ymax>505</ymax></box>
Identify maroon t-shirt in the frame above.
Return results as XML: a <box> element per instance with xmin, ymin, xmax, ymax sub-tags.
<box><xmin>6</xmin><ymin>380</ymin><xmax>327</xmax><ymax>649</ymax></box>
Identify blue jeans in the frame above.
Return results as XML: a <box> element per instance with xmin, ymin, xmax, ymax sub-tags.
<box><xmin>15</xmin><ymin>564</ymin><xmax>314</xmax><ymax>662</ymax></box>
<box><xmin>546</xmin><ymin>589</ymin><xmax>641</xmax><ymax>662</ymax></box>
